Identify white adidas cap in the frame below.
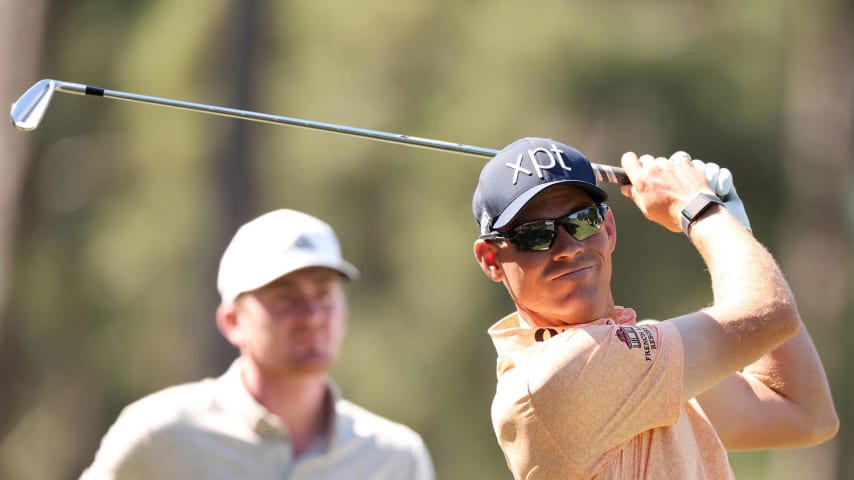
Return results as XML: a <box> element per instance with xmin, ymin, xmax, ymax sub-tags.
<box><xmin>217</xmin><ymin>209</ymin><xmax>359</xmax><ymax>303</ymax></box>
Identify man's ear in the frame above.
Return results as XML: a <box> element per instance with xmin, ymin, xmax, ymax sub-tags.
<box><xmin>216</xmin><ymin>301</ymin><xmax>243</xmax><ymax>348</ymax></box>
<box><xmin>605</xmin><ymin>208</ymin><xmax>617</xmax><ymax>253</ymax></box>
<box><xmin>474</xmin><ymin>239</ymin><xmax>505</xmax><ymax>283</ymax></box>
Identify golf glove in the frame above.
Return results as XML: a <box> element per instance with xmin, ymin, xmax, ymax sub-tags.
<box><xmin>692</xmin><ymin>159</ymin><xmax>751</xmax><ymax>232</ymax></box>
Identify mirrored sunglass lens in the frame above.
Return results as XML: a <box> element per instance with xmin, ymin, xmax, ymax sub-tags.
<box><xmin>562</xmin><ymin>208</ymin><xmax>604</xmax><ymax>240</ymax></box>
<box><xmin>565</xmin><ymin>221</ymin><xmax>600</xmax><ymax>240</ymax></box>
<box><xmin>510</xmin><ymin>224</ymin><xmax>556</xmax><ymax>251</ymax></box>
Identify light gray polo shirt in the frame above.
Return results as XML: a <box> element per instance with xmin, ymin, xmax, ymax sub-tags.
<box><xmin>80</xmin><ymin>360</ymin><xmax>435</xmax><ymax>480</ymax></box>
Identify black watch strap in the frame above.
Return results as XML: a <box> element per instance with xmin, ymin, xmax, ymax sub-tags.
<box><xmin>681</xmin><ymin>193</ymin><xmax>724</xmax><ymax>235</ymax></box>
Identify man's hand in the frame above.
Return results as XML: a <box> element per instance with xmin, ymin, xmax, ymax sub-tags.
<box><xmin>693</xmin><ymin>159</ymin><xmax>752</xmax><ymax>232</ymax></box>
<box><xmin>619</xmin><ymin>151</ymin><xmax>714</xmax><ymax>232</ymax></box>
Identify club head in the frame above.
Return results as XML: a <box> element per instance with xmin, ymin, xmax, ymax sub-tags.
<box><xmin>10</xmin><ymin>79</ymin><xmax>56</xmax><ymax>131</ymax></box>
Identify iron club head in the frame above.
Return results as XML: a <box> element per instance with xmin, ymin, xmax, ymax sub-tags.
<box><xmin>11</xmin><ymin>79</ymin><xmax>89</xmax><ymax>130</ymax></box>
<box><xmin>10</xmin><ymin>79</ymin><xmax>56</xmax><ymax>131</ymax></box>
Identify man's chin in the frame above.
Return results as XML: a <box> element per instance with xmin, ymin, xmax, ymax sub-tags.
<box><xmin>536</xmin><ymin>303</ymin><xmax>604</xmax><ymax>326</ymax></box>
<box><xmin>290</xmin><ymin>354</ymin><xmax>334</xmax><ymax>372</ymax></box>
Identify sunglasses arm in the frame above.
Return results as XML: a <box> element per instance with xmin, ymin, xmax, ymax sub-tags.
<box><xmin>478</xmin><ymin>233</ymin><xmax>507</xmax><ymax>242</ymax></box>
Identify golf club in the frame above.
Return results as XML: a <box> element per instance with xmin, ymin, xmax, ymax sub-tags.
<box><xmin>10</xmin><ymin>78</ymin><xmax>629</xmax><ymax>185</ymax></box>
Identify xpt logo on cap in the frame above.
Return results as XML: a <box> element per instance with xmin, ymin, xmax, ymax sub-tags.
<box><xmin>506</xmin><ymin>143</ymin><xmax>574</xmax><ymax>185</ymax></box>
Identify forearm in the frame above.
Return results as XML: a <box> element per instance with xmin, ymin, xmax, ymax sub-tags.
<box><xmin>690</xmin><ymin>209</ymin><xmax>837</xmax><ymax>446</ymax></box>
<box><xmin>689</xmin><ymin>206</ymin><xmax>800</xmax><ymax>372</ymax></box>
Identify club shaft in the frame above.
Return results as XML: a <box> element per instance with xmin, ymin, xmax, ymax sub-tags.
<box><xmin>29</xmin><ymin>80</ymin><xmax>631</xmax><ymax>184</ymax></box>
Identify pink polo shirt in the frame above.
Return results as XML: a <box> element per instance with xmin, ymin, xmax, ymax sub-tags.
<box><xmin>488</xmin><ymin>307</ymin><xmax>734</xmax><ymax>479</ymax></box>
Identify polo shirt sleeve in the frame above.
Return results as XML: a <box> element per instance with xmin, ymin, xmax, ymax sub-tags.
<box><xmin>79</xmin><ymin>403</ymin><xmax>159</xmax><ymax>480</ymax></box>
<box><xmin>408</xmin><ymin>434</ymin><xmax>437</xmax><ymax>480</ymax></box>
<box><xmin>526</xmin><ymin>321</ymin><xmax>683</xmax><ymax>465</ymax></box>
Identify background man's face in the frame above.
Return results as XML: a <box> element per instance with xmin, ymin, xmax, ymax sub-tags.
<box><xmin>234</xmin><ymin>267</ymin><xmax>348</xmax><ymax>375</ymax></box>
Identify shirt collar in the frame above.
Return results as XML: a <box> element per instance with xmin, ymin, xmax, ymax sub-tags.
<box><xmin>213</xmin><ymin>358</ymin><xmax>343</xmax><ymax>453</ymax></box>
<box><xmin>214</xmin><ymin>359</ymin><xmax>284</xmax><ymax>434</ymax></box>
<box><xmin>488</xmin><ymin>306</ymin><xmax>638</xmax><ymax>357</ymax></box>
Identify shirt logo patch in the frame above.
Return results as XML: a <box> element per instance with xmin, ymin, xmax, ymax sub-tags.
<box><xmin>616</xmin><ymin>326</ymin><xmax>657</xmax><ymax>361</ymax></box>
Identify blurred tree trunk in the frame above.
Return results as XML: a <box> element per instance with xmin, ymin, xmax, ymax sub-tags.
<box><xmin>775</xmin><ymin>1</ymin><xmax>852</xmax><ymax>479</ymax></box>
<box><xmin>0</xmin><ymin>0</ymin><xmax>48</xmax><ymax>473</ymax></box>
<box><xmin>205</xmin><ymin>0</ymin><xmax>265</xmax><ymax>372</ymax></box>
<box><xmin>0</xmin><ymin>0</ymin><xmax>47</xmax><ymax>349</ymax></box>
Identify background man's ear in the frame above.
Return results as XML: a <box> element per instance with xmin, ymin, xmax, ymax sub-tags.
<box><xmin>216</xmin><ymin>302</ymin><xmax>243</xmax><ymax>348</ymax></box>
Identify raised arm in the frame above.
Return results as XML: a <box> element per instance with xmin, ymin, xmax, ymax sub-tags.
<box><xmin>620</xmin><ymin>152</ymin><xmax>837</xmax><ymax>448</ymax></box>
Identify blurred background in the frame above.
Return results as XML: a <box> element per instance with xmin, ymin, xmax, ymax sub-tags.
<box><xmin>0</xmin><ymin>0</ymin><xmax>851</xmax><ymax>479</ymax></box>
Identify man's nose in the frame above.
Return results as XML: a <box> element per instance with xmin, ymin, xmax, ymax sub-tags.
<box><xmin>286</xmin><ymin>298</ymin><xmax>328</xmax><ymax>319</ymax></box>
<box><xmin>550</xmin><ymin>226</ymin><xmax>583</xmax><ymax>259</ymax></box>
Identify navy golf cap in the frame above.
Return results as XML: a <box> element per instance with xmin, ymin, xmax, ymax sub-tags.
<box><xmin>472</xmin><ymin>137</ymin><xmax>608</xmax><ymax>235</ymax></box>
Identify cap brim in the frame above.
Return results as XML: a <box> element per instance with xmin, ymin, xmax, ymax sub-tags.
<box><xmin>492</xmin><ymin>181</ymin><xmax>608</xmax><ymax>230</ymax></box>
<box><xmin>223</xmin><ymin>257</ymin><xmax>360</xmax><ymax>302</ymax></box>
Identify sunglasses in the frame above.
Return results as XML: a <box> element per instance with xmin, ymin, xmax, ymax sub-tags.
<box><xmin>480</xmin><ymin>204</ymin><xmax>609</xmax><ymax>252</ymax></box>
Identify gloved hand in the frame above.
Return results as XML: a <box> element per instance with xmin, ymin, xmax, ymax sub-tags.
<box><xmin>692</xmin><ymin>159</ymin><xmax>751</xmax><ymax>232</ymax></box>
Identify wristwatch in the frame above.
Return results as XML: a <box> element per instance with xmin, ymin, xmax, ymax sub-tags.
<box><xmin>680</xmin><ymin>193</ymin><xmax>724</xmax><ymax>235</ymax></box>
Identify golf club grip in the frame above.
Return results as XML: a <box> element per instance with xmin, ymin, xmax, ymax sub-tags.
<box><xmin>593</xmin><ymin>164</ymin><xmax>630</xmax><ymax>185</ymax></box>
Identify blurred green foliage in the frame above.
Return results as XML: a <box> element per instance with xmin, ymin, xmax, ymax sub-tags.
<box><xmin>1</xmin><ymin>0</ymin><xmax>851</xmax><ymax>479</ymax></box>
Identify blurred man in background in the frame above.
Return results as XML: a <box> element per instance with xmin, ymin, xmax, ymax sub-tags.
<box><xmin>472</xmin><ymin>137</ymin><xmax>837</xmax><ymax>479</ymax></box>
<box><xmin>81</xmin><ymin>209</ymin><xmax>435</xmax><ymax>480</ymax></box>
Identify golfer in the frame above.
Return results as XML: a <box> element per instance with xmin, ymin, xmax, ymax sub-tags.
<box><xmin>472</xmin><ymin>137</ymin><xmax>837</xmax><ymax>479</ymax></box>
<box><xmin>81</xmin><ymin>209</ymin><xmax>435</xmax><ymax>480</ymax></box>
